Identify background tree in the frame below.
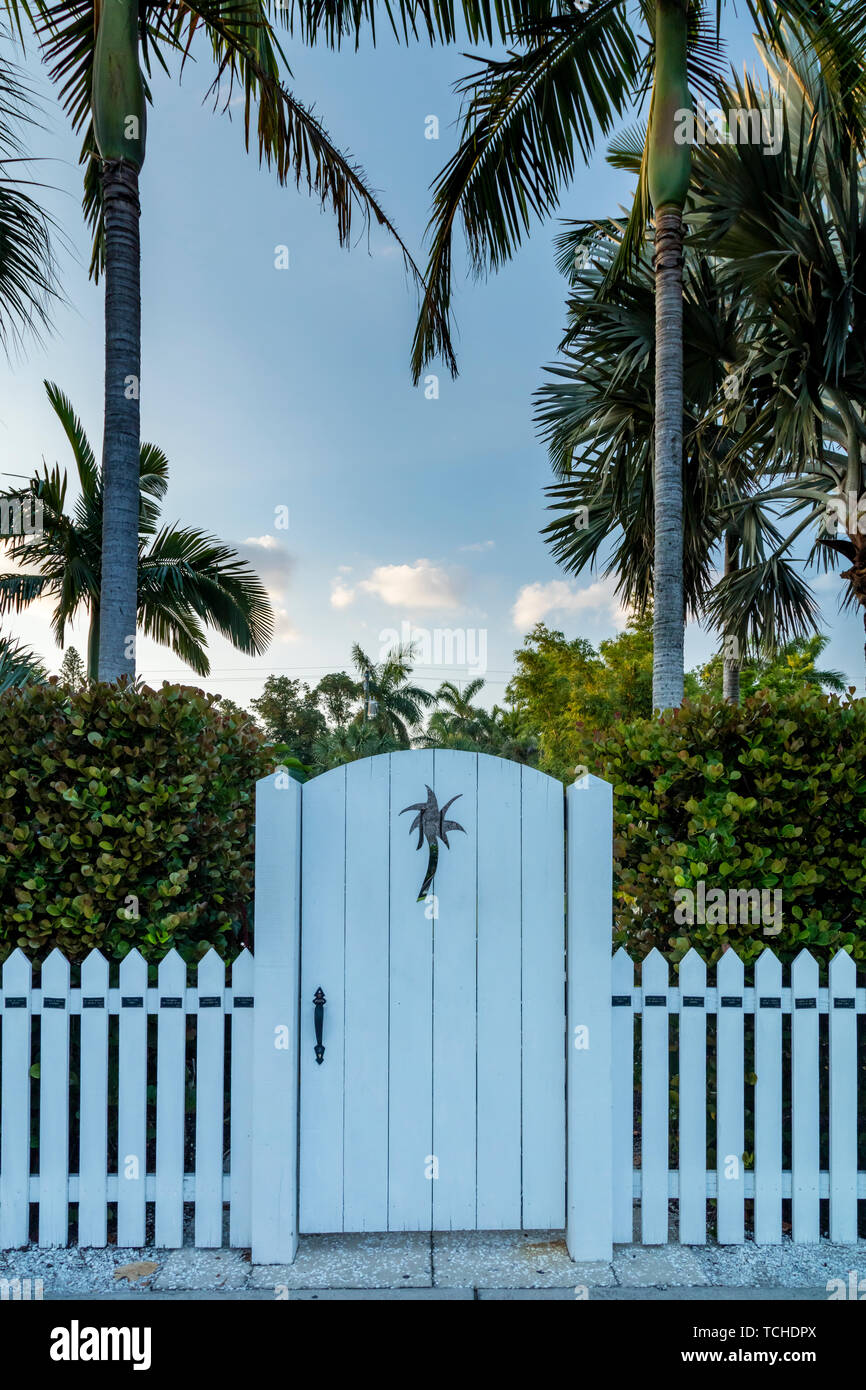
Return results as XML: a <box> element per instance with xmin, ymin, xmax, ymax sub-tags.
<box><xmin>0</xmin><ymin>38</ymin><xmax>58</xmax><ymax>353</ymax></box>
<box><xmin>57</xmin><ymin>644</ymin><xmax>86</xmax><ymax>690</ymax></box>
<box><xmin>0</xmin><ymin>381</ymin><xmax>273</xmax><ymax>678</ymax></box>
<box><xmin>399</xmin><ymin>0</ymin><xmax>829</xmax><ymax>709</ymax></box>
<box><xmin>688</xmin><ymin>26</ymin><xmax>866</xmax><ymax>687</ymax></box>
<box><xmin>249</xmin><ymin>675</ymin><xmax>326</xmax><ymax>763</ymax></box>
<box><xmin>350</xmin><ymin>642</ymin><xmax>435</xmax><ymax>744</ymax></box>
<box><xmin>691</xmin><ymin>634</ymin><xmax>847</xmax><ymax>699</ymax></box>
<box><xmin>538</xmin><ymin>213</ymin><xmax>817</xmax><ymax>706</ymax></box>
<box><xmin>5</xmin><ymin>0</ymin><xmax>453</xmax><ymax>681</ymax></box>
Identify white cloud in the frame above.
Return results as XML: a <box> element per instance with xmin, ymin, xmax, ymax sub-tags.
<box><xmin>332</xmin><ymin>558</ymin><xmax>465</xmax><ymax>611</ymax></box>
<box><xmin>361</xmin><ymin>559</ymin><xmax>464</xmax><ymax>609</ymax></box>
<box><xmin>243</xmin><ymin>535</ymin><xmax>281</xmax><ymax>550</ymax></box>
<box><xmin>330</xmin><ymin>580</ymin><xmax>355</xmax><ymax>609</ymax></box>
<box><xmin>512</xmin><ymin>577</ymin><xmax>627</xmax><ymax>631</ymax></box>
<box><xmin>460</xmin><ymin>539</ymin><xmax>495</xmax><ymax>553</ymax></box>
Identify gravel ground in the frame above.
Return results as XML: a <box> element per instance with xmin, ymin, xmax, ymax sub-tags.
<box><xmin>1</xmin><ymin>1222</ymin><xmax>863</xmax><ymax>1298</ymax></box>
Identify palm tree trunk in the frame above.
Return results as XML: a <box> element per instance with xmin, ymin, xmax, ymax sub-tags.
<box><xmin>87</xmin><ymin>605</ymin><xmax>101</xmax><ymax>683</ymax></box>
<box><xmin>648</xmin><ymin>0</ymin><xmax>690</xmax><ymax>712</ymax></box>
<box><xmin>722</xmin><ymin>530</ymin><xmax>741</xmax><ymax>705</ymax></box>
<box><xmin>97</xmin><ymin>160</ymin><xmax>140</xmax><ymax>682</ymax></box>
<box><xmin>653</xmin><ymin>203</ymin><xmax>685</xmax><ymax>711</ymax></box>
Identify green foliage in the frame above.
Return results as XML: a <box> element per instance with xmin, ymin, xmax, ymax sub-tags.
<box><xmin>0</xmin><ymin>632</ymin><xmax>44</xmax><ymax>693</ymax></box>
<box><xmin>582</xmin><ymin>686</ymin><xmax>866</xmax><ymax>967</ymax></box>
<box><xmin>690</xmin><ymin>635</ymin><xmax>848</xmax><ymax>700</ymax></box>
<box><xmin>506</xmin><ymin>615</ymin><xmax>654</xmax><ymax>778</ymax></box>
<box><xmin>0</xmin><ymin>682</ymin><xmax>274</xmax><ymax>964</ymax></box>
<box><xmin>0</xmin><ymin>381</ymin><xmax>274</xmax><ymax>679</ymax></box>
<box><xmin>250</xmin><ymin>676</ymin><xmax>329</xmax><ymax>764</ymax></box>
<box><xmin>57</xmin><ymin>645</ymin><xmax>87</xmax><ymax>692</ymax></box>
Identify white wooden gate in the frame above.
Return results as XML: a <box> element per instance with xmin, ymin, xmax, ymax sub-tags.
<box><xmin>251</xmin><ymin>753</ymin><xmax>612</xmax><ymax>1264</ymax></box>
<box><xmin>297</xmin><ymin>750</ymin><xmax>565</xmax><ymax>1234</ymax></box>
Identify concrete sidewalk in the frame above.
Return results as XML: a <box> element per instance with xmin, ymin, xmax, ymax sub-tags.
<box><xmin>3</xmin><ymin>1230</ymin><xmax>862</xmax><ymax>1301</ymax></box>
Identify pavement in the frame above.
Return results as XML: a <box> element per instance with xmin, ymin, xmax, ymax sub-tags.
<box><xmin>1</xmin><ymin>1228</ymin><xmax>863</xmax><ymax>1301</ymax></box>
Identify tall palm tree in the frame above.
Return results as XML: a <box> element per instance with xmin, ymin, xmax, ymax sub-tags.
<box><xmin>351</xmin><ymin>641</ymin><xmax>435</xmax><ymax>744</ymax></box>
<box><xmin>688</xmin><ymin>26</ymin><xmax>866</xmax><ymax>685</ymax></box>
<box><xmin>0</xmin><ymin>37</ymin><xmax>58</xmax><ymax>351</ymax></box>
<box><xmin>537</xmin><ymin>218</ymin><xmax>818</xmax><ymax>703</ymax></box>
<box><xmin>378</xmin><ymin>0</ymin><xmax>841</xmax><ymax>709</ymax></box>
<box><xmin>0</xmin><ymin>380</ymin><xmax>273</xmax><ymax>678</ymax></box>
<box><xmin>423</xmin><ymin>678</ymin><xmax>539</xmax><ymax>760</ymax></box>
<box><xmin>4</xmin><ymin>0</ymin><xmax>454</xmax><ymax>682</ymax></box>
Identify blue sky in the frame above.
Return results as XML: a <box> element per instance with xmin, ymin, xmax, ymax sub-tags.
<box><xmin>2</xmin><ymin>12</ymin><xmax>862</xmax><ymax>705</ymax></box>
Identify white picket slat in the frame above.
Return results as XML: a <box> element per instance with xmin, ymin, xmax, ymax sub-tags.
<box><xmin>78</xmin><ymin>949</ymin><xmax>109</xmax><ymax>1247</ymax></box>
<box><xmin>611</xmin><ymin>948</ymin><xmax>635</xmax><ymax>1243</ymax></box>
<box><xmin>38</xmin><ymin>949</ymin><xmax>70</xmax><ymax>1245</ymax></box>
<box><xmin>229</xmin><ymin>949</ymin><xmax>255</xmax><ymax>1248</ymax></box>
<box><xmin>829</xmin><ymin>950</ymin><xmax>858</xmax><ymax>1243</ymax></box>
<box><xmin>678</xmin><ymin>949</ymin><xmax>706</xmax><ymax>1244</ymax></box>
<box><xmin>195</xmin><ymin>950</ymin><xmax>225</xmax><ymax>1246</ymax></box>
<box><xmin>521</xmin><ymin>766</ymin><xmax>566</xmax><ymax>1231</ymax></box>
<box><xmin>716</xmin><ymin>950</ymin><xmax>745</xmax><ymax>1244</ymax></box>
<box><xmin>475</xmin><ymin>754</ymin><xmax>521</xmax><ymax>1230</ymax></box>
<box><xmin>117</xmin><ymin>949</ymin><xmax>148</xmax><ymax>1246</ymax></box>
<box><xmin>155</xmin><ymin>950</ymin><xmax>186</xmax><ymax>1248</ymax></box>
<box><xmin>791</xmin><ymin>950</ymin><xmax>820</xmax><ymax>1243</ymax></box>
<box><xmin>343</xmin><ymin>755</ymin><xmax>392</xmax><ymax>1232</ymax></box>
<box><xmin>640</xmin><ymin>949</ymin><xmax>669</xmax><ymax>1244</ymax></box>
<box><xmin>0</xmin><ymin>950</ymin><xmax>32</xmax><ymax>1248</ymax></box>
<box><xmin>753</xmin><ymin>949</ymin><xmax>783</xmax><ymax>1244</ymax></box>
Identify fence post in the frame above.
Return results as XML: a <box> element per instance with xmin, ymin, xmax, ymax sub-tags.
<box><xmin>566</xmin><ymin>772</ymin><xmax>613</xmax><ymax>1262</ymax></box>
<box><xmin>251</xmin><ymin>771</ymin><xmax>302</xmax><ymax>1264</ymax></box>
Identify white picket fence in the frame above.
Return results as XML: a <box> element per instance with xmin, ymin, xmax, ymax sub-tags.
<box><xmin>0</xmin><ymin>940</ymin><xmax>862</xmax><ymax>1252</ymax></box>
<box><xmin>611</xmin><ymin>944</ymin><xmax>865</xmax><ymax>1246</ymax></box>
<box><xmin>0</xmin><ymin>946</ymin><xmax>255</xmax><ymax>1250</ymax></box>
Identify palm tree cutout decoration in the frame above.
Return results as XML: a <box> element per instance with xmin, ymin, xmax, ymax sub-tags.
<box><xmin>400</xmin><ymin>787</ymin><xmax>465</xmax><ymax>902</ymax></box>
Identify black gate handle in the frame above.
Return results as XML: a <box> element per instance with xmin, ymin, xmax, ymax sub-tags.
<box><xmin>313</xmin><ymin>987</ymin><xmax>326</xmax><ymax>1064</ymax></box>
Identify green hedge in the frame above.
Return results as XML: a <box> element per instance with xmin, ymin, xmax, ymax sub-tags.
<box><xmin>0</xmin><ymin>682</ymin><xmax>273</xmax><ymax>963</ymax></box>
<box><xmin>584</xmin><ymin>686</ymin><xmax>866</xmax><ymax>967</ymax></box>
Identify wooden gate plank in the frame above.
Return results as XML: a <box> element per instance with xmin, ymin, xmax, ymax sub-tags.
<box><xmin>520</xmin><ymin>766</ymin><xmax>566</xmax><ymax>1230</ymax></box>
<box><xmin>343</xmin><ymin>755</ymin><xmax>391</xmax><ymax>1231</ymax></box>
<box><xmin>388</xmin><ymin>750</ymin><xmax>435</xmax><ymax>1230</ymax></box>
<box><xmin>475</xmin><ymin>754</ymin><xmax>521</xmax><ymax>1230</ymax></box>
<box><xmin>299</xmin><ymin>765</ymin><xmax>347</xmax><ymax>1233</ymax></box>
<box><xmin>432</xmin><ymin>749</ymin><xmax>479</xmax><ymax>1230</ymax></box>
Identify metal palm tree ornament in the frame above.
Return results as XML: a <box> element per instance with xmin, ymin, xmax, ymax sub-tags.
<box><xmin>400</xmin><ymin>786</ymin><xmax>465</xmax><ymax>902</ymax></box>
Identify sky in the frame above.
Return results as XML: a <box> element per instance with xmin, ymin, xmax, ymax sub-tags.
<box><xmin>1</xmin><ymin>10</ymin><xmax>862</xmax><ymax>708</ymax></box>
